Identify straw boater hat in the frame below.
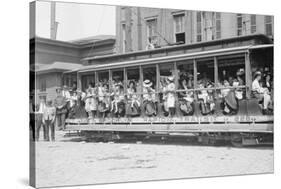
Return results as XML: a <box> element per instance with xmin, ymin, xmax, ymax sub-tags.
<box><xmin>254</xmin><ymin>71</ymin><xmax>262</xmax><ymax>78</ymax></box>
<box><xmin>236</xmin><ymin>68</ymin><xmax>245</xmax><ymax>76</ymax></box>
<box><xmin>143</xmin><ymin>79</ymin><xmax>152</xmax><ymax>87</ymax></box>
<box><xmin>167</xmin><ymin>76</ymin><xmax>174</xmax><ymax>82</ymax></box>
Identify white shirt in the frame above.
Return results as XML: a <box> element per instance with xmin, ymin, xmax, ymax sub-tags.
<box><xmin>36</xmin><ymin>102</ymin><xmax>46</xmax><ymax>114</ymax></box>
<box><xmin>252</xmin><ymin>79</ymin><xmax>264</xmax><ymax>93</ymax></box>
<box><xmin>62</xmin><ymin>90</ymin><xmax>71</xmax><ymax>100</ymax></box>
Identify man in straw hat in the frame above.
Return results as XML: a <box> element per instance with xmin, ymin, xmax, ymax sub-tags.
<box><xmin>252</xmin><ymin>71</ymin><xmax>272</xmax><ymax>114</ymax></box>
<box><xmin>42</xmin><ymin>100</ymin><xmax>56</xmax><ymax>141</ymax></box>
<box><xmin>35</xmin><ymin>96</ymin><xmax>46</xmax><ymax>141</ymax></box>
<box><xmin>54</xmin><ymin>87</ymin><xmax>67</xmax><ymax>130</ymax></box>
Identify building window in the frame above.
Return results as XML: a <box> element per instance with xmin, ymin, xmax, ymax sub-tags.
<box><xmin>146</xmin><ymin>18</ymin><xmax>158</xmax><ymax>45</ymax></box>
<box><xmin>173</xmin><ymin>14</ymin><xmax>185</xmax><ymax>44</ymax></box>
<box><xmin>237</xmin><ymin>14</ymin><xmax>243</xmax><ymax>36</ymax></box>
<box><xmin>39</xmin><ymin>76</ymin><xmax>46</xmax><ymax>92</ymax></box>
<box><xmin>215</xmin><ymin>12</ymin><xmax>221</xmax><ymax>39</ymax></box>
<box><xmin>250</xmin><ymin>15</ymin><xmax>257</xmax><ymax>34</ymax></box>
<box><xmin>196</xmin><ymin>12</ymin><xmax>202</xmax><ymax>42</ymax></box>
<box><xmin>265</xmin><ymin>16</ymin><xmax>273</xmax><ymax>36</ymax></box>
<box><xmin>121</xmin><ymin>23</ymin><xmax>126</xmax><ymax>53</ymax></box>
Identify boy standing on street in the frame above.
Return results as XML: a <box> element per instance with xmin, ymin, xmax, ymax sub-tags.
<box><xmin>43</xmin><ymin>100</ymin><xmax>56</xmax><ymax>141</ymax></box>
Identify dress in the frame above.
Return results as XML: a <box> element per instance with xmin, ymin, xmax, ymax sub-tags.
<box><xmin>85</xmin><ymin>87</ymin><xmax>97</xmax><ymax>112</ymax></box>
<box><xmin>126</xmin><ymin>88</ymin><xmax>140</xmax><ymax>116</ymax></box>
<box><xmin>179</xmin><ymin>85</ymin><xmax>194</xmax><ymax>115</ymax></box>
<box><xmin>69</xmin><ymin>96</ymin><xmax>88</xmax><ymax>119</ymax></box>
<box><xmin>143</xmin><ymin>87</ymin><xmax>157</xmax><ymax>116</ymax></box>
<box><xmin>98</xmin><ymin>86</ymin><xmax>110</xmax><ymax>113</ymax></box>
<box><xmin>165</xmin><ymin>82</ymin><xmax>176</xmax><ymax>108</ymax></box>
<box><xmin>111</xmin><ymin>87</ymin><xmax>126</xmax><ymax>117</ymax></box>
<box><xmin>198</xmin><ymin>89</ymin><xmax>211</xmax><ymax>115</ymax></box>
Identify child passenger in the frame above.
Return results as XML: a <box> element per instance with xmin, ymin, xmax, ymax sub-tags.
<box><xmin>111</xmin><ymin>83</ymin><xmax>125</xmax><ymax>117</ymax></box>
<box><xmin>143</xmin><ymin>79</ymin><xmax>157</xmax><ymax>116</ymax></box>
<box><xmin>126</xmin><ymin>81</ymin><xmax>140</xmax><ymax>117</ymax></box>
<box><xmin>252</xmin><ymin>71</ymin><xmax>272</xmax><ymax>115</ymax></box>
<box><xmin>163</xmin><ymin>76</ymin><xmax>176</xmax><ymax>117</ymax></box>
<box><xmin>85</xmin><ymin>82</ymin><xmax>97</xmax><ymax>119</ymax></box>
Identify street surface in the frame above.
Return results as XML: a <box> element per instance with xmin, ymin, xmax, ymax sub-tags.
<box><xmin>35</xmin><ymin>131</ymin><xmax>273</xmax><ymax>188</ymax></box>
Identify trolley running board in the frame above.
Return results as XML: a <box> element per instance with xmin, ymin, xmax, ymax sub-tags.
<box><xmin>65</xmin><ymin>123</ymin><xmax>273</xmax><ymax>133</ymax></box>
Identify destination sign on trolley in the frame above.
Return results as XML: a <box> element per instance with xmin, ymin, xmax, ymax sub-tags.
<box><xmin>66</xmin><ymin>115</ymin><xmax>273</xmax><ymax>124</ymax></box>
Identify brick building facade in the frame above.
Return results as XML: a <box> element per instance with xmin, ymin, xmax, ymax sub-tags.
<box><xmin>115</xmin><ymin>6</ymin><xmax>273</xmax><ymax>53</ymax></box>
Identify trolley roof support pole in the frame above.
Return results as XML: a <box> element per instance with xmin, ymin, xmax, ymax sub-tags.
<box><xmin>109</xmin><ymin>69</ymin><xmax>112</xmax><ymax>90</ymax></box>
<box><xmin>94</xmin><ymin>71</ymin><xmax>98</xmax><ymax>86</ymax></box>
<box><xmin>156</xmin><ymin>64</ymin><xmax>162</xmax><ymax>116</ymax></box>
<box><xmin>245</xmin><ymin>51</ymin><xmax>251</xmax><ymax>99</ymax></box>
<box><xmin>193</xmin><ymin>59</ymin><xmax>198</xmax><ymax>101</ymax></box>
<box><xmin>214</xmin><ymin>56</ymin><xmax>219</xmax><ymax>98</ymax></box>
<box><xmin>139</xmin><ymin>65</ymin><xmax>144</xmax><ymax>117</ymax></box>
<box><xmin>174</xmin><ymin>61</ymin><xmax>180</xmax><ymax>117</ymax></box>
<box><xmin>124</xmin><ymin>67</ymin><xmax>127</xmax><ymax>92</ymax></box>
<box><xmin>77</xmin><ymin>72</ymin><xmax>82</xmax><ymax>91</ymax></box>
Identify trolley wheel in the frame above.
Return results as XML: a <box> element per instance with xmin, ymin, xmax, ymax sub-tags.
<box><xmin>230</xmin><ymin>133</ymin><xmax>243</xmax><ymax>147</ymax></box>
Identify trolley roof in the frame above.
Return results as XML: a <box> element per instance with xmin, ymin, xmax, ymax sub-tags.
<box><xmin>78</xmin><ymin>44</ymin><xmax>273</xmax><ymax>73</ymax></box>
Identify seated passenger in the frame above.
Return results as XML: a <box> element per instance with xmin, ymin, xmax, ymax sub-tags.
<box><xmin>98</xmin><ymin>83</ymin><xmax>110</xmax><ymax>118</ymax></box>
<box><xmin>84</xmin><ymin>83</ymin><xmax>97</xmax><ymax>119</ymax></box>
<box><xmin>111</xmin><ymin>83</ymin><xmax>126</xmax><ymax>117</ymax></box>
<box><xmin>236</xmin><ymin>68</ymin><xmax>245</xmax><ymax>85</ymax></box>
<box><xmin>233</xmin><ymin>79</ymin><xmax>243</xmax><ymax>100</ymax></box>
<box><xmin>220</xmin><ymin>80</ymin><xmax>238</xmax><ymax>115</ymax></box>
<box><xmin>264</xmin><ymin>72</ymin><xmax>272</xmax><ymax>92</ymax></box>
<box><xmin>197</xmin><ymin>83</ymin><xmax>212</xmax><ymax>115</ymax></box>
<box><xmin>200</xmin><ymin>72</ymin><xmax>211</xmax><ymax>87</ymax></box>
<box><xmin>163</xmin><ymin>76</ymin><xmax>176</xmax><ymax>117</ymax></box>
<box><xmin>68</xmin><ymin>89</ymin><xmax>88</xmax><ymax>119</ymax></box>
<box><xmin>252</xmin><ymin>71</ymin><xmax>273</xmax><ymax>115</ymax></box>
<box><xmin>160</xmin><ymin>77</ymin><xmax>169</xmax><ymax>116</ymax></box>
<box><xmin>126</xmin><ymin>81</ymin><xmax>141</xmax><ymax>117</ymax></box>
<box><xmin>206</xmin><ymin>83</ymin><xmax>215</xmax><ymax>114</ymax></box>
<box><xmin>179</xmin><ymin>78</ymin><xmax>194</xmax><ymax>116</ymax></box>
<box><xmin>69</xmin><ymin>91</ymin><xmax>78</xmax><ymax>108</ymax></box>
<box><xmin>235</xmin><ymin>68</ymin><xmax>245</xmax><ymax>100</ymax></box>
<box><xmin>143</xmin><ymin>79</ymin><xmax>157</xmax><ymax>116</ymax></box>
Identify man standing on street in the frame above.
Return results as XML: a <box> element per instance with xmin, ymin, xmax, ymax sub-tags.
<box><xmin>43</xmin><ymin>100</ymin><xmax>56</xmax><ymax>141</ymax></box>
<box><xmin>54</xmin><ymin>87</ymin><xmax>67</xmax><ymax>130</ymax></box>
<box><xmin>35</xmin><ymin>97</ymin><xmax>46</xmax><ymax>141</ymax></box>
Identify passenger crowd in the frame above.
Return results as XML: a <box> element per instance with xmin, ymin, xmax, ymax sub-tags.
<box><xmin>30</xmin><ymin>66</ymin><xmax>273</xmax><ymax>141</ymax></box>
